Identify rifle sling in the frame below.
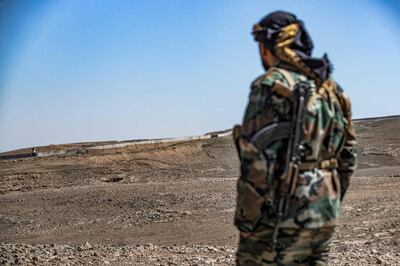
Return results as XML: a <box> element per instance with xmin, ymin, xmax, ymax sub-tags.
<box><xmin>299</xmin><ymin>159</ymin><xmax>338</xmax><ymax>170</ymax></box>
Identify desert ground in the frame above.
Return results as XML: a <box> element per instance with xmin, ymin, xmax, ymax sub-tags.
<box><xmin>1</xmin><ymin>116</ymin><xmax>400</xmax><ymax>265</ymax></box>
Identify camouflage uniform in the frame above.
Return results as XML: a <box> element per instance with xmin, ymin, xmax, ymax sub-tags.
<box><xmin>234</xmin><ymin>63</ymin><xmax>357</xmax><ymax>265</ymax></box>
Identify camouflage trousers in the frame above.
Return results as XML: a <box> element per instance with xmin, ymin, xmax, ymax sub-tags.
<box><xmin>236</xmin><ymin>226</ymin><xmax>335</xmax><ymax>266</ymax></box>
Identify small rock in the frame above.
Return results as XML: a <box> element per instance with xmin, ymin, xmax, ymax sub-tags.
<box><xmin>208</xmin><ymin>246</ymin><xmax>219</xmax><ymax>252</ymax></box>
<box><xmin>84</xmin><ymin>242</ymin><xmax>91</xmax><ymax>249</ymax></box>
<box><xmin>103</xmin><ymin>176</ymin><xmax>124</xmax><ymax>183</ymax></box>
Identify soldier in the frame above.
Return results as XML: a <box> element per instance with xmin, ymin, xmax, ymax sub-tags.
<box><xmin>233</xmin><ymin>11</ymin><xmax>357</xmax><ymax>265</ymax></box>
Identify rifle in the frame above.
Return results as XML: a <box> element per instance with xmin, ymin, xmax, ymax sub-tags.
<box><xmin>250</xmin><ymin>81</ymin><xmax>309</xmax><ymax>249</ymax></box>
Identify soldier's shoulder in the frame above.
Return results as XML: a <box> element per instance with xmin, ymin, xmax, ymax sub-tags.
<box><xmin>251</xmin><ymin>67</ymin><xmax>297</xmax><ymax>98</ymax></box>
<box><xmin>328</xmin><ymin>79</ymin><xmax>344</xmax><ymax>97</ymax></box>
<box><xmin>250</xmin><ymin>68</ymin><xmax>284</xmax><ymax>87</ymax></box>
<box><xmin>325</xmin><ymin>79</ymin><xmax>351</xmax><ymax>108</ymax></box>
<box><xmin>333</xmin><ymin>81</ymin><xmax>352</xmax><ymax>113</ymax></box>
<box><xmin>267</xmin><ymin>67</ymin><xmax>292</xmax><ymax>85</ymax></box>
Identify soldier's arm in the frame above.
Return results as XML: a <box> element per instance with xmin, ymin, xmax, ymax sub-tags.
<box><xmin>234</xmin><ymin>70</ymin><xmax>292</xmax><ymax>231</ymax></box>
<box><xmin>337</xmin><ymin>91</ymin><xmax>357</xmax><ymax>200</ymax></box>
<box><xmin>241</xmin><ymin>71</ymin><xmax>293</xmax><ymax>138</ymax></box>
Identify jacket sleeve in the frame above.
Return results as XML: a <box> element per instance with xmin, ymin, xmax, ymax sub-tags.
<box><xmin>240</xmin><ymin>71</ymin><xmax>293</xmax><ymax>188</ymax></box>
<box><xmin>234</xmin><ymin>71</ymin><xmax>293</xmax><ymax>232</ymax></box>
<box><xmin>337</xmin><ymin>91</ymin><xmax>358</xmax><ymax>200</ymax></box>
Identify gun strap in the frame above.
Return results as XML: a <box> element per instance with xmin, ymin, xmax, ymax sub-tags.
<box><xmin>299</xmin><ymin>159</ymin><xmax>338</xmax><ymax>170</ymax></box>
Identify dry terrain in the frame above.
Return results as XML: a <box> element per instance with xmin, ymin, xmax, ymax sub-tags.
<box><xmin>1</xmin><ymin>116</ymin><xmax>400</xmax><ymax>265</ymax></box>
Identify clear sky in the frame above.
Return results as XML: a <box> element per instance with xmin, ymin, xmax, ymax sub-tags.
<box><xmin>1</xmin><ymin>0</ymin><xmax>399</xmax><ymax>152</ymax></box>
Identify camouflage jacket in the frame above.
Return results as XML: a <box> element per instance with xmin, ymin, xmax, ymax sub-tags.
<box><xmin>234</xmin><ymin>65</ymin><xmax>357</xmax><ymax>232</ymax></box>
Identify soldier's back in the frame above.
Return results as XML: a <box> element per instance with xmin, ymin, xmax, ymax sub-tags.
<box><xmin>235</xmin><ymin>66</ymin><xmax>353</xmax><ymax>265</ymax></box>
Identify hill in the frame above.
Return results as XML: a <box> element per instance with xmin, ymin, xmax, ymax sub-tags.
<box><xmin>0</xmin><ymin>115</ymin><xmax>399</xmax><ymax>265</ymax></box>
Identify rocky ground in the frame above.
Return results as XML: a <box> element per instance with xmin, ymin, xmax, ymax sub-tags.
<box><xmin>1</xmin><ymin>116</ymin><xmax>400</xmax><ymax>265</ymax></box>
<box><xmin>0</xmin><ymin>243</ymin><xmax>236</xmax><ymax>265</ymax></box>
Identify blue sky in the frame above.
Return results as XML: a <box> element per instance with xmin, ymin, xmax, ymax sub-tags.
<box><xmin>0</xmin><ymin>0</ymin><xmax>399</xmax><ymax>152</ymax></box>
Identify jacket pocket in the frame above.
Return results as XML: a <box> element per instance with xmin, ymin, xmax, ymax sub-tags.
<box><xmin>234</xmin><ymin>179</ymin><xmax>265</xmax><ymax>232</ymax></box>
